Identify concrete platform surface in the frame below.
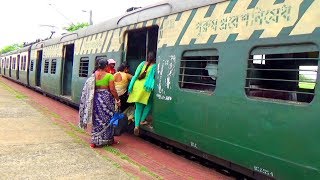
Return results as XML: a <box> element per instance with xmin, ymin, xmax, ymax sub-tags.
<box><xmin>0</xmin><ymin>80</ymin><xmax>132</xmax><ymax>179</ymax></box>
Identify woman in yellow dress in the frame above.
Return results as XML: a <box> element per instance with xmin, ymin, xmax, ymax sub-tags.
<box><xmin>114</xmin><ymin>62</ymin><xmax>132</xmax><ymax>112</ymax></box>
<box><xmin>127</xmin><ymin>52</ymin><xmax>156</xmax><ymax>135</ymax></box>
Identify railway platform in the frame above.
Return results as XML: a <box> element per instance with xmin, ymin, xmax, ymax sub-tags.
<box><xmin>0</xmin><ymin>76</ymin><xmax>232</xmax><ymax>179</ymax></box>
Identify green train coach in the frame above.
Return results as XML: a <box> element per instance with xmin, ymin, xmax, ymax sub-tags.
<box><xmin>1</xmin><ymin>0</ymin><xmax>320</xmax><ymax>179</ymax></box>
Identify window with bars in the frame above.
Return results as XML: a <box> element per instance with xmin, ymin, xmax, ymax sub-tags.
<box><xmin>51</xmin><ymin>59</ymin><xmax>57</xmax><ymax>74</ymax></box>
<box><xmin>23</xmin><ymin>56</ymin><xmax>27</xmax><ymax>70</ymax></box>
<box><xmin>21</xmin><ymin>56</ymin><xmax>24</xmax><ymax>71</ymax></box>
<box><xmin>44</xmin><ymin>59</ymin><xmax>49</xmax><ymax>73</ymax></box>
<box><xmin>246</xmin><ymin>45</ymin><xmax>319</xmax><ymax>104</ymax></box>
<box><xmin>30</xmin><ymin>60</ymin><xmax>34</xmax><ymax>71</ymax></box>
<box><xmin>20</xmin><ymin>58</ymin><xmax>23</xmax><ymax>70</ymax></box>
<box><xmin>179</xmin><ymin>49</ymin><xmax>219</xmax><ymax>92</ymax></box>
<box><xmin>79</xmin><ymin>57</ymin><xmax>89</xmax><ymax>77</ymax></box>
<box><xmin>12</xmin><ymin>58</ymin><xmax>16</xmax><ymax>70</ymax></box>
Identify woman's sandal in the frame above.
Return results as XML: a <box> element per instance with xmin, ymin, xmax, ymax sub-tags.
<box><xmin>90</xmin><ymin>143</ymin><xmax>96</xmax><ymax>148</ymax></box>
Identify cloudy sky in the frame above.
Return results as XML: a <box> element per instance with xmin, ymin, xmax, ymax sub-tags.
<box><xmin>0</xmin><ymin>0</ymin><xmax>160</xmax><ymax>48</ymax></box>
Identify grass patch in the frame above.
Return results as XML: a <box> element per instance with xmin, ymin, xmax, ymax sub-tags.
<box><xmin>0</xmin><ymin>81</ymin><xmax>28</xmax><ymax>100</ymax></box>
<box><xmin>49</xmin><ymin>112</ymin><xmax>61</xmax><ymax>119</ymax></box>
<box><xmin>65</xmin><ymin>130</ymin><xmax>87</xmax><ymax>146</ymax></box>
<box><xmin>16</xmin><ymin>94</ymin><xmax>27</xmax><ymax>99</ymax></box>
<box><xmin>299</xmin><ymin>82</ymin><xmax>315</xmax><ymax>89</ymax></box>
<box><xmin>63</xmin><ymin>124</ymin><xmax>136</xmax><ymax>178</ymax></box>
<box><xmin>69</xmin><ymin>122</ymin><xmax>87</xmax><ymax>135</ymax></box>
<box><xmin>103</xmin><ymin>146</ymin><xmax>161</xmax><ymax>179</ymax></box>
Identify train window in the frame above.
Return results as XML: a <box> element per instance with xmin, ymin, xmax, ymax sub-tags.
<box><xmin>12</xmin><ymin>58</ymin><xmax>16</xmax><ymax>70</ymax></box>
<box><xmin>179</xmin><ymin>49</ymin><xmax>219</xmax><ymax>92</ymax></box>
<box><xmin>79</xmin><ymin>57</ymin><xmax>89</xmax><ymax>77</ymax></box>
<box><xmin>20</xmin><ymin>56</ymin><xmax>25</xmax><ymax>71</ymax></box>
<box><xmin>20</xmin><ymin>58</ymin><xmax>23</xmax><ymax>70</ymax></box>
<box><xmin>51</xmin><ymin>59</ymin><xmax>57</xmax><ymax>74</ymax></box>
<box><xmin>44</xmin><ymin>59</ymin><xmax>49</xmax><ymax>73</ymax></box>
<box><xmin>30</xmin><ymin>60</ymin><xmax>34</xmax><ymax>71</ymax></box>
<box><xmin>23</xmin><ymin>56</ymin><xmax>27</xmax><ymax>70</ymax></box>
<box><xmin>246</xmin><ymin>45</ymin><xmax>319</xmax><ymax>103</ymax></box>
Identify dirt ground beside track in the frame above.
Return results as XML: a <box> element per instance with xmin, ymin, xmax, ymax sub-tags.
<box><xmin>0</xmin><ymin>80</ymin><xmax>133</xmax><ymax>179</ymax></box>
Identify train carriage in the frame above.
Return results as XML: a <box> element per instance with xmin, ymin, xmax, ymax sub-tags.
<box><xmin>28</xmin><ymin>42</ymin><xmax>45</xmax><ymax>89</ymax></box>
<box><xmin>9</xmin><ymin>51</ymin><xmax>19</xmax><ymax>80</ymax></box>
<box><xmin>17</xmin><ymin>46</ymin><xmax>30</xmax><ymax>85</ymax></box>
<box><xmin>1</xmin><ymin>0</ymin><xmax>320</xmax><ymax>179</ymax></box>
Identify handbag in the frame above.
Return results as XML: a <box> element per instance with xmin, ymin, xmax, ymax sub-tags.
<box><xmin>108</xmin><ymin>111</ymin><xmax>128</xmax><ymax>136</ymax></box>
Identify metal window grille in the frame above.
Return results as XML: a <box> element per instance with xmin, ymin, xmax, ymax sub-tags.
<box><xmin>20</xmin><ymin>57</ymin><xmax>24</xmax><ymax>71</ymax></box>
<box><xmin>44</xmin><ymin>59</ymin><xmax>49</xmax><ymax>73</ymax></box>
<box><xmin>21</xmin><ymin>56</ymin><xmax>24</xmax><ymax>71</ymax></box>
<box><xmin>30</xmin><ymin>60</ymin><xmax>34</xmax><ymax>71</ymax></box>
<box><xmin>79</xmin><ymin>57</ymin><xmax>89</xmax><ymax>77</ymax></box>
<box><xmin>51</xmin><ymin>59</ymin><xmax>57</xmax><ymax>74</ymax></box>
<box><xmin>20</xmin><ymin>59</ymin><xmax>23</xmax><ymax>70</ymax></box>
<box><xmin>12</xmin><ymin>58</ymin><xmax>16</xmax><ymax>70</ymax></box>
<box><xmin>23</xmin><ymin>56</ymin><xmax>27</xmax><ymax>70</ymax></box>
<box><xmin>246</xmin><ymin>50</ymin><xmax>319</xmax><ymax>104</ymax></box>
<box><xmin>179</xmin><ymin>50</ymin><xmax>219</xmax><ymax>92</ymax></box>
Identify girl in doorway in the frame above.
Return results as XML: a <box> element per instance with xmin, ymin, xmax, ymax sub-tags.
<box><xmin>127</xmin><ymin>52</ymin><xmax>156</xmax><ymax>136</ymax></box>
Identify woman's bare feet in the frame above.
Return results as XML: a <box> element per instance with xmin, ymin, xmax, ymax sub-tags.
<box><xmin>140</xmin><ymin>121</ymin><xmax>148</xmax><ymax>125</ymax></box>
<box><xmin>134</xmin><ymin>127</ymin><xmax>140</xmax><ymax>136</ymax></box>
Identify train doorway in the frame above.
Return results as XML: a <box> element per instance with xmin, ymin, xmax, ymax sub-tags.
<box><xmin>9</xmin><ymin>57</ymin><xmax>12</xmax><ymax>77</ymax></box>
<box><xmin>125</xmin><ymin>26</ymin><xmax>159</xmax><ymax>74</ymax></box>
<box><xmin>4</xmin><ymin>58</ymin><xmax>6</xmax><ymax>75</ymax></box>
<box><xmin>17</xmin><ymin>55</ymin><xmax>20</xmax><ymax>80</ymax></box>
<box><xmin>61</xmin><ymin>44</ymin><xmax>74</xmax><ymax>96</ymax></box>
<box><xmin>36</xmin><ymin>50</ymin><xmax>43</xmax><ymax>87</ymax></box>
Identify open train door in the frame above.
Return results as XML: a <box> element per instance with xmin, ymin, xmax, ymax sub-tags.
<box><xmin>61</xmin><ymin>44</ymin><xmax>74</xmax><ymax>97</ymax></box>
<box><xmin>125</xmin><ymin>26</ymin><xmax>159</xmax><ymax>74</ymax></box>
<box><xmin>9</xmin><ymin>56</ymin><xmax>12</xmax><ymax>77</ymax></box>
<box><xmin>4</xmin><ymin>58</ymin><xmax>6</xmax><ymax>75</ymax></box>
<box><xmin>35</xmin><ymin>50</ymin><xmax>43</xmax><ymax>87</ymax></box>
<box><xmin>16</xmin><ymin>55</ymin><xmax>20</xmax><ymax>80</ymax></box>
<box><xmin>124</xmin><ymin>26</ymin><xmax>159</xmax><ymax>125</ymax></box>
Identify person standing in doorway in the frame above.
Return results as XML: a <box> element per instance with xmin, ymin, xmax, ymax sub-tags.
<box><xmin>114</xmin><ymin>61</ymin><xmax>133</xmax><ymax>112</ymax></box>
<box><xmin>106</xmin><ymin>59</ymin><xmax>116</xmax><ymax>74</ymax></box>
<box><xmin>127</xmin><ymin>52</ymin><xmax>156</xmax><ymax>136</ymax></box>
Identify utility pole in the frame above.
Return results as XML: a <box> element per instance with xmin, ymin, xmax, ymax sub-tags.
<box><xmin>82</xmin><ymin>10</ymin><xmax>93</xmax><ymax>25</ymax></box>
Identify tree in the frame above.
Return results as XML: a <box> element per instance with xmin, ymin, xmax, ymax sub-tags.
<box><xmin>0</xmin><ymin>43</ymin><xmax>23</xmax><ymax>54</ymax></box>
<box><xmin>299</xmin><ymin>74</ymin><xmax>313</xmax><ymax>81</ymax></box>
<box><xmin>65</xmin><ymin>22</ymin><xmax>89</xmax><ymax>32</ymax></box>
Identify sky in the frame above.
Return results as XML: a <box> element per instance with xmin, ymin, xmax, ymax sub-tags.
<box><xmin>0</xmin><ymin>0</ymin><xmax>161</xmax><ymax>48</ymax></box>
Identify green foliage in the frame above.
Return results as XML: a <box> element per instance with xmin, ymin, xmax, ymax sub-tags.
<box><xmin>299</xmin><ymin>74</ymin><xmax>312</xmax><ymax>81</ymax></box>
<box><xmin>299</xmin><ymin>74</ymin><xmax>316</xmax><ymax>89</ymax></box>
<box><xmin>65</xmin><ymin>22</ymin><xmax>89</xmax><ymax>32</ymax></box>
<box><xmin>0</xmin><ymin>43</ymin><xmax>23</xmax><ymax>54</ymax></box>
